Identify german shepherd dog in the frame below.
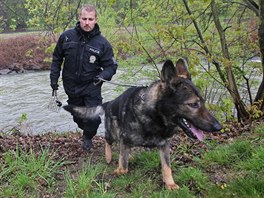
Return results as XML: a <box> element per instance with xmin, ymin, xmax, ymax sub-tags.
<box><xmin>64</xmin><ymin>58</ymin><xmax>222</xmax><ymax>190</ymax></box>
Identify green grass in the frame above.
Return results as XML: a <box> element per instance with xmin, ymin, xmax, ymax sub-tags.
<box><xmin>0</xmin><ymin>122</ymin><xmax>264</xmax><ymax>197</ymax></box>
<box><xmin>196</xmin><ymin>123</ymin><xmax>264</xmax><ymax>197</ymax></box>
<box><xmin>0</xmin><ymin>146</ymin><xmax>64</xmax><ymax>197</ymax></box>
<box><xmin>0</xmin><ymin>31</ymin><xmax>40</xmax><ymax>39</ymax></box>
<box><xmin>64</xmin><ymin>161</ymin><xmax>115</xmax><ymax>197</ymax></box>
<box><xmin>206</xmin><ymin>173</ymin><xmax>264</xmax><ymax>198</ymax></box>
<box><xmin>176</xmin><ymin>167</ymin><xmax>209</xmax><ymax>192</ymax></box>
<box><xmin>254</xmin><ymin>124</ymin><xmax>264</xmax><ymax>134</ymax></box>
<box><xmin>199</xmin><ymin>140</ymin><xmax>253</xmax><ymax>167</ymax></box>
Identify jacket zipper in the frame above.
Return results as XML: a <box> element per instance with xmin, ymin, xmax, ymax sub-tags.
<box><xmin>78</xmin><ymin>41</ymin><xmax>86</xmax><ymax>79</ymax></box>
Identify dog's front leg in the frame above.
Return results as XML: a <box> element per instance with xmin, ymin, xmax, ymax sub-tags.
<box><xmin>105</xmin><ymin>141</ymin><xmax>112</xmax><ymax>164</ymax></box>
<box><xmin>114</xmin><ymin>140</ymin><xmax>130</xmax><ymax>175</ymax></box>
<box><xmin>159</xmin><ymin>143</ymin><xmax>179</xmax><ymax>190</ymax></box>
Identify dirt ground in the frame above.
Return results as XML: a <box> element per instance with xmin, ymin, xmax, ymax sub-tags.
<box><xmin>0</xmin><ymin>121</ymin><xmax>246</xmax><ymax>170</ymax></box>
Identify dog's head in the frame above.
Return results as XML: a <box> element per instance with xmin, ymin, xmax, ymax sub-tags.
<box><xmin>154</xmin><ymin>58</ymin><xmax>222</xmax><ymax>141</ymax></box>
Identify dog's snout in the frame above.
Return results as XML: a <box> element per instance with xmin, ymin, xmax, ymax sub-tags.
<box><xmin>213</xmin><ymin>122</ymin><xmax>222</xmax><ymax>131</ymax></box>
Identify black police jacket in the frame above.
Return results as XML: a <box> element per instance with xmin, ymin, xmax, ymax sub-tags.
<box><xmin>50</xmin><ymin>22</ymin><xmax>117</xmax><ymax>96</ymax></box>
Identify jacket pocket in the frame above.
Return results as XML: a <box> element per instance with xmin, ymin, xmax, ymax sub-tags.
<box><xmin>63</xmin><ymin>42</ymin><xmax>79</xmax><ymax>57</ymax></box>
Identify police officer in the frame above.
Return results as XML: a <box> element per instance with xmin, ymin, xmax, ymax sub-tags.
<box><xmin>50</xmin><ymin>4</ymin><xmax>117</xmax><ymax>150</ymax></box>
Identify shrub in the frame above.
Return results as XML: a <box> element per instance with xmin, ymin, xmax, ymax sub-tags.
<box><xmin>0</xmin><ymin>33</ymin><xmax>55</xmax><ymax>70</ymax></box>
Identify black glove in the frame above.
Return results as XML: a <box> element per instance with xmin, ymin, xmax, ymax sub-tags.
<box><xmin>93</xmin><ymin>75</ymin><xmax>103</xmax><ymax>86</ymax></box>
<box><xmin>50</xmin><ymin>83</ymin><xmax>59</xmax><ymax>90</ymax></box>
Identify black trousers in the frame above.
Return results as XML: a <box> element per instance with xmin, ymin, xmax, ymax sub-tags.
<box><xmin>67</xmin><ymin>92</ymin><xmax>102</xmax><ymax>140</ymax></box>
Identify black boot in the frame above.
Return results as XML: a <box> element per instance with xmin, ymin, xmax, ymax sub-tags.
<box><xmin>82</xmin><ymin>136</ymin><xmax>93</xmax><ymax>151</ymax></box>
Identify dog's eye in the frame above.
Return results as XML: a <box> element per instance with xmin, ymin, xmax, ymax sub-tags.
<box><xmin>188</xmin><ymin>102</ymin><xmax>199</xmax><ymax>108</ymax></box>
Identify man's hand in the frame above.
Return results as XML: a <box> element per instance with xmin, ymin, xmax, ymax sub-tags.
<box><xmin>93</xmin><ymin>76</ymin><xmax>103</xmax><ymax>86</ymax></box>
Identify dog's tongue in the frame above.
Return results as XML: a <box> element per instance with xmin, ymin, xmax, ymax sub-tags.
<box><xmin>190</xmin><ymin>125</ymin><xmax>204</xmax><ymax>141</ymax></box>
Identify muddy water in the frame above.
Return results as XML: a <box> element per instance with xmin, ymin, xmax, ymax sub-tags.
<box><xmin>0</xmin><ymin>71</ymin><xmax>121</xmax><ymax>135</ymax></box>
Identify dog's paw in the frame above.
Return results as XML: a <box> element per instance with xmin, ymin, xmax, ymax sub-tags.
<box><xmin>165</xmin><ymin>183</ymin><xmax>180</xmax><ymax>190</ymax></box>
<box><xmin>105</xmin><ymin>156</ymin><xmax>112</xmax><ymax>164</ymax></box>
<box><xmin>114</xmin><ymin>168</ymin><xmax>128</xmax><ymax>175</ymax></box>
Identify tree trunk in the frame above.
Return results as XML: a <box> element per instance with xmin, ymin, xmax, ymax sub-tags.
<box><xmin>211</xmin><ymin>0</ymin><xmax>250</xmax><ymax>121</ymax></box>
<box><xmin>255</xmin><ymin>0</ymin><xmax>264</xmax><ymax>111</ymax></box>
<box><xmin>182</xmin><ymin>0</ymin><xmax>250</xmax><ymax>121</ymax></box>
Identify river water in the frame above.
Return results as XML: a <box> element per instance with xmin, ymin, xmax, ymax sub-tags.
<box><xmin>0</xmin><ymin>71</ymin><xmax>123</xmax><ymax>135</ymax></box>
<box><xmin>0</xmin><ymin>58</ymin><xmax>261</xmax><ymax>135</ymax></box>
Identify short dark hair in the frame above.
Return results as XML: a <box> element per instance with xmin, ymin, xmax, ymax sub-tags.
<box><xmin>79</xmin><ymin>4</ymin><xmax>97</xmax><ymax>17</ymax></box>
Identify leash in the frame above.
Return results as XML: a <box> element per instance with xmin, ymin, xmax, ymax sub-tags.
<box><xmin>95</xmin><ymin>77</ymin><xmax>146</xmax><ymax>87</ymax></box>
<box><xmin>47</xmin><ymin>78</ymin><xmax>146</xmax><ymax>112</ymax></box>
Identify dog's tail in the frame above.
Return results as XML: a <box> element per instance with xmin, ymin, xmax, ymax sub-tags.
<box><xmin>63</xmin><ymin>105</ymin><xmax>104</xmax><ymax>119</ymax></box>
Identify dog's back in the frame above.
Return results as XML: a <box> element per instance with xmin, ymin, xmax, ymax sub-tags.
<box><xmin>103</xmin><ymin>86</ymin><xmax>149</xmax><ymax>145</ymax></box>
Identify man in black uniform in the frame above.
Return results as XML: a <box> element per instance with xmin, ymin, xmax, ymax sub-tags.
<box><xmin>50</xmin><ymin>4</ymin><xmax>118</xmax><ymax>150</ymax></box>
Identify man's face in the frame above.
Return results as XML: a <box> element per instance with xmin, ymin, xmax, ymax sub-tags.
<box><xmin>79</xmin><ymin>10</ymin><xmax>97</xmax><ymax>32</ymax></box>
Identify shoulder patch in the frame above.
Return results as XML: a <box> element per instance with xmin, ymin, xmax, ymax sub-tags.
<box><xmin>89</xmin><ymin>47</ymin><xmax>100</xmax><ymax>55</ymax></box>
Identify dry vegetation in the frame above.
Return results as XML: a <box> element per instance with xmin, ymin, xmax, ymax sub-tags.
<box><xmin>0</xmin><ymin>33</ymin><xmax>54</xmax><ymax>71</ymax></box>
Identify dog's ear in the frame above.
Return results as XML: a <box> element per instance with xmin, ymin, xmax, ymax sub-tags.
<box><xmin>175</xmin><ymin>58</ymin><xmax>191</xmax><ymax>80</ymax></box>
<box><xmin>161</xmin><ymin>59</ymin><xmax>176</xmax><ymax>82</ymax></box>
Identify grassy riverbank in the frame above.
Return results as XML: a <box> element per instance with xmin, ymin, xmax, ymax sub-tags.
<box><xmin>0</xmin><ymin>31</ymin><xmax>41</xmax><ymax>39</ymax></box>
<box><xmin>0</xmin><ymin>31</ymin><xmax>53</xmax><ymax>71</ymax></box>
<box><xmin>0</xmin><ymin>120</ymin><xmax>264</xmax><ymax>197</ymax></box>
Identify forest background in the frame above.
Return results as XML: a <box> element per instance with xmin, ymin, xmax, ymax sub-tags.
<box><xmin>1</xmin><ymin>0</ymin><xmax>264</xmax><ymax>125</ymax></box>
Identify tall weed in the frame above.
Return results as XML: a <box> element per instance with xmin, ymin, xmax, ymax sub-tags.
<box><xmin>0</xmin><ymin>147</ymin><xmax>64</xmax><ymax>197</ymax></box>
